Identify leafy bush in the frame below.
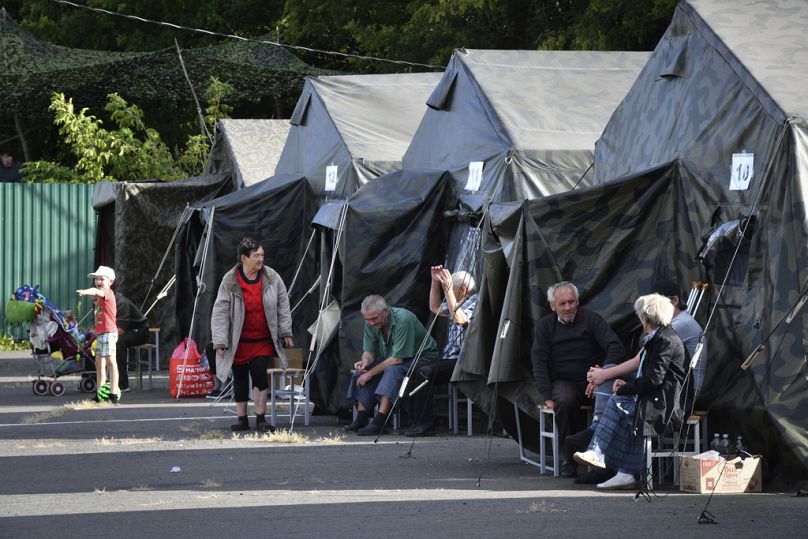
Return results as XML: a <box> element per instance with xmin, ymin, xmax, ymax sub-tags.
<box><xmin>0</xmin><ymin>334</ymin><xmax>29</xmax><ymax>351</ymax></box>
<box><xmin>23</xmin><ymin>77</ymin><xmax>234</xmax><ymax>184</ymax></box>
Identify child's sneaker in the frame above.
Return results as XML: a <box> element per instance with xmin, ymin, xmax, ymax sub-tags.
<box><xmin>110</xmin><ymin>393</ymin><xmax>121</xmax><ymax>405</ymax></box>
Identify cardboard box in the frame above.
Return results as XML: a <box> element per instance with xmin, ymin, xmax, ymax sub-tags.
<box><xmin>270</xmin><ymin>348</ymin><xmax>304</xmax><ymax>370</ymax></box>
<box><xmin>679</xmin><ymin>455</ymin><xmax>762</xmax><ymax>493</ymax></box>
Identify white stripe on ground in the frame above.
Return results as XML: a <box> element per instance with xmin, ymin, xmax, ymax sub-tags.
<box><xmin>0</xmin><ymin>488</ymin><xmax>605</xmax><ymax>517</ymax></box>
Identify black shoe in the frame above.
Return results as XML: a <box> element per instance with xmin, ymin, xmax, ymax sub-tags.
<box><xmin>110</xmin><ymin>393</ymin><xmax>121</xmax><ymax>405</ymax></box>
<box><xmin>560</xmin><ymin>459</ymin><xmax>577</xmax><ymax>479</ymax></box>
<box><xmin>344</xmin><ymin>419</ymin><xmax>368</xmax><ymax>433</ymax></box>
<box><xmin>256</xmin><ymin>421</ymin><xmax>275</xmax><ymax>434</ymax></box>
<box><xmin>404</xmin><ymin>424</ymin><xmax>435</xmax><ymax>437</ymax></box>
<box><xmin>231</xmin><ymin>417</ymin><xmax>250</xmax><ymax>432</ymax></box>
<box><xmin>574</xmin><ymin>468</ymin><xmax>614</xmax><ymax>485</ymax></box>
<box><xmin>356</xmin><ymin>423</ymin><xmax>383</xmax><ymax>436</ymax></box>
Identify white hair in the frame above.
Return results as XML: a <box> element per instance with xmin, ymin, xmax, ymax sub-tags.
<box><xmin>634</xmin><ymin>293</ymin><xmax>674</xmax><ymax>328</ymax></box>
<box><xmin>361</xmin><ymin>294</ymin><xmax>387</xmax><ymax>314</ymax></box>
<box><xmin>452</xmin><ymin>271</ymin><xmax>476</xmax><ymax>294</ymax></box>
<box><xmin>547</xmin><ymin>281</ymin><xmax>579</xmax><ymax>304</ymax></box>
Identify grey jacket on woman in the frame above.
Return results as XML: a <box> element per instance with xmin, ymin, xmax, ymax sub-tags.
<box><xmin>210</xmin><ymin>265</ymin><xmax>293</xmax><ymax>382</ymax></box>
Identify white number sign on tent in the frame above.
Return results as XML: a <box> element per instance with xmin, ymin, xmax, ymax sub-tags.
<box><xmin>325</xmin><ymin>165</ymin><xmax>338</xmax><ymax>192</ymax></box>
<box><xmin>729</xmin><ymin>152</ymin><xmax>754</xmax><ymax>191</ymax></box>
<box><xmin>466</xmin><ymin>161</ymin><xmax>484</xmax><ymax>192</ymax></box>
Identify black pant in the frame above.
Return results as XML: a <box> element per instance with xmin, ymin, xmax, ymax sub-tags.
<box><xmin>409</xmin><ymin>359</ymin><xmax>456</xmax><ymax>427</ymax></box>
<box><xmin>117</xmin><ymin>328</ymin><xmax>148</xmax><ymax>390</ymax></box>
<box><xmin>550</xmin><ymin>379</ymin><xmax>590</xmax><ymax>451</ymax></box>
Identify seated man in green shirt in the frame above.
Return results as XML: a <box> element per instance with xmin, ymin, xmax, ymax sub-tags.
<box><xmin>345</xmin><ymin>294</ymin><xmax>439</xmax><ymax>436</ymax></box>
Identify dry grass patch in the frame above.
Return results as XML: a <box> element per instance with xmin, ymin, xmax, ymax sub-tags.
<box><xmin>66</xmin><ymin>399</ymin><xmax>108</xmax><ymax>411</ymax></box>
<box><xmin>179</xmin><ymin>422</ymin><xmax>201</xmax><ymax>433</ymax></box>
<box><xmin>232</xmin><ymin>429</ymin><xmax>309</xmax><ymax>444</ymax></box>
<box><xmin>131</xmin><ymin>484</ymin><xmax>153</xmax><ymax>491</ymax></box>
<box><xmin>95</xmin><ymin>436</ymin><xmax>162</xmax><ymax>446</ymax></box>
<box><xmin>200</xmin><ymin>478</ymin><xmax>222</xmax><ymax>488</ymax></box>
<box><xmin>20</xmin><ymin>407</ymin><xmax>68</xmax><ymax>424</ymax></box>
<box><xmin>20</xmin><ymin>399</ymin><xmax>109</xmax><ymax>424</ymax></box>
<box><xmin>315</xmin><ymin>433</ymin><xmax>345</xmax><ymax>445</ymax></box>
<box><xmin>200</xmin><ymin>429</ymin><xmax>225</xmax><ymax>440</ymax></box>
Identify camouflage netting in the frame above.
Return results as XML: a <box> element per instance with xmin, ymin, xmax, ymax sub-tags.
<box><xmin>0</xmin><ymin>8</ymin><xmax>328</xmax><ymax>114</ymax></box>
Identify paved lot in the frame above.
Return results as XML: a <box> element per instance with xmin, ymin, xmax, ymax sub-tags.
<box><xmin>0</xmin><ymin>351</ymin><xmax>803</xmax><ymax>538</ymax></box>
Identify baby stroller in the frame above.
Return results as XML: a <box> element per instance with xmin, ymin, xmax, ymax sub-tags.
<box><xmin>7</xmin><ymin>285</ymin><xmax>97</xmax><ymax>397</ymax></box>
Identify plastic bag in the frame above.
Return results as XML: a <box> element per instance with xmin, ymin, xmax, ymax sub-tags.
<box><xmin>169</xmin><ymin>338</ymin><xmax>214</xmax><ymax>398</ymax></box>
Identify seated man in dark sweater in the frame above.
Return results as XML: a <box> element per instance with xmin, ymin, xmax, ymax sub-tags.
<box><xmin>531</xmin><ymin>281</ymin><xmax>624</xmax><ymax>476</ymax></box>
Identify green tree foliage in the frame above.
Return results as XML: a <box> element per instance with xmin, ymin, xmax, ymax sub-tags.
<box><xmin>3</xmin><ymin>1</ymin><xmax>678</xmax><ymax>175</ymax></box>
<box><xmin>279</xmin><ymin>0</ymin><xmax>677</xmax><ymax>71</ymax></box>
<box><xmin>22</xmin><ymin>78</ymin><xmax>233</xmax><ymax>183</ymax></box>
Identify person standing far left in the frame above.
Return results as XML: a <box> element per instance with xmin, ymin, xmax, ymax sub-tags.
<box><xmin>78</xmin><ymin>266</ymin><xmax>120</xmax><ymax>403</ymax></box>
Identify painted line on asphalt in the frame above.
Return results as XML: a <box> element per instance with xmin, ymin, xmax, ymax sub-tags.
<box><xmin>0</xmin><ymin>415</ymin><xmax>234</xmax><ymax>427</ymax></box>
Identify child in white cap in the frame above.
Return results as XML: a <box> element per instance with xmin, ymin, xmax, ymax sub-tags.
<box><xmin>78</xmin><ymin>266</ymin><xmax>120</xmax><ymax>403</ymax></box>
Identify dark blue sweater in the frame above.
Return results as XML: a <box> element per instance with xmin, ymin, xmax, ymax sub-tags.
<box><xmin>531</xmin><ymin>308</ymin><xmax>625</xmax><ymax>401</ymax></box>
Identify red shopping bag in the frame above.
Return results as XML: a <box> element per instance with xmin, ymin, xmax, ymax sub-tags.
<box><xmin>169</xmin><ymin>338</ymin><xmax>214</xmax><ymax>398</ymax></box>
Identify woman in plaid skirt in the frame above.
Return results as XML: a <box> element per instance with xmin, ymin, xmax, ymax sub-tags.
<box><xmin>574</xmin><ymin>293</ymin><xmax>687</xmax><ymax>490</ymax></box>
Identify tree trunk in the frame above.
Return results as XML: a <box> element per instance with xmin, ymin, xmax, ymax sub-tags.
<box><xmin>14</xmin><ymin>114</ymin><xmax>30</xmax><ymax>161</ymax></box>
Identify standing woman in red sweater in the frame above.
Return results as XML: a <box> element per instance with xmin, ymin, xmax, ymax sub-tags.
<box><xmin>211</xmin><ymin>238</ymin><xmax>294</xmax><ymax>433</ymax></box>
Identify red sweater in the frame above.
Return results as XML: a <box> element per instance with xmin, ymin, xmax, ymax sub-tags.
<box><xmin>233</xmin><ymin>268</ymin><xmax>275</xmax><ymax>364</ymax></box>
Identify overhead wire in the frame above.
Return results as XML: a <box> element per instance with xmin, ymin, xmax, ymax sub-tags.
<box><xmin>50</xmin><ymin>0</ymin><xmax>444</xmax><ymax>70</ymax></box>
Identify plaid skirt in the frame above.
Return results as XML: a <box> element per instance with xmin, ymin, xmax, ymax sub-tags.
<box><xmin>347</xmin><ymin>359</ymin><xmax>413</xmax><ymax>411</ymax></box>
<box><xmin>589</xmin><ymin>395</ymin><xmax>644</xmax><ymax>476</ymax></box>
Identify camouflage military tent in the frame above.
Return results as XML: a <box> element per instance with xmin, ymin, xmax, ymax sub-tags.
<box><xmin>458</xmin><ymin>0</ymin><xmax>808</xmax><ymax>485</ymax></box>
<box><xmin>172</xmin><ymin>73</ymin><xmax>442</xmax><ymax>408</ymax></box>
<box><xmin>93</xmin><ymin>174</ymin><xmax>236</xmax><ymax>359</ymax></box>
<box><xmin>591</xmin><ymin>0</ymin><xmax>808</xmax><ymax>484</ymax></box>
<box><xmin>173</xmin><ymin>174</ymin><xmax>318</xmax><ymax>353</ymax></box>
<box><xmin>403</xmin><ymin>49</ymin><xmax>649</xmax><ymax>211</ymax></box>
<box><xmin>309</xmin><ymin>169</ymin><xmax>455</xmax><ymax>413</ymax></box>
<box><xmin>275</xmin><ymin>72</ymin><xmax>442</xmax><ymax>199</ymax></box>
<box><xmin>205</xmin><ymin>119</ymin><xmax>292</xmax><ymax>188</ymax></box>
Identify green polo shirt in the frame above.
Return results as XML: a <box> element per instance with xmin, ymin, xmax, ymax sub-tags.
<box><xmin>363</xmin><ymin>307</ymin><xmax>438</xmax><ymax>361</ymax></box>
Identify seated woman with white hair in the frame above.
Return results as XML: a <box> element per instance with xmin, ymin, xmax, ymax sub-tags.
<box><xmin>574</xmin><ymin>293</ymin><xmax>688</xmax><ymax>490</ymax></box>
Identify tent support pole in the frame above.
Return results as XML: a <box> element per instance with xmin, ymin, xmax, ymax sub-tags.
<box><xmin>177</xmin><ymin>206</ymin><xmax>215</xmax><ymax>399</ymax></box>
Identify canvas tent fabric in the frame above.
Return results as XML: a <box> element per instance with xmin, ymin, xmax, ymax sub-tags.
<box><xmin>311</xmin><ymin>169</ymin><xmax>456</xmax><ymax>413</ymax></box>
<box><xmin>275</xmin><ymin>72</ymin><xmax>442</xmax><ymax>199</ymax></box>
<box><xmin>593</xmin><ymin>0</ymin><xmax>808</xmax><ymax>484</ymax></box>
<box><xmin>454</xmin><ymin>0</ymin><xmax>808</xmax><ymax>484</ymax></box>
<box><xmin>173</xmin><ymin>174</ymin><xmax>319</xmax><ymax>352</ymax></box>
<box><xmin>403</xmin><ymin>49</ymin><xmax>649</xmax><ymax>210</ymax></box>
<box><xmin>0</xmin><ymin>9</ymin><xmax>325</xmax><ymax>114</ymax></box>
<box><xmin>93</xmin><ymin>174</ymin><xmax>236</xmax><ymax>355</ymax></box>
<box><xmin>454</xmin><ymin>168</ymin><xmax>699</xmax><ymax>446</ymax></box>
<box><xmin>205</xmin><ymin>119</ymin><xmax>292</xmax><ymax>188</ymax></box>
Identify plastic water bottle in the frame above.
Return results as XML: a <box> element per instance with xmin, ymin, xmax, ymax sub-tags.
<box><xmin>719</xmin><ymin>434</ymin><xmax>731</xmax><ymax>457</ymax></box>
<box><xmin>710</xmin><ymin>433</ymin><xmax>721</xmax><ymax>453</ymax></box>
<box><xmin>735</xmin><ymin>436</ymin><xmax>746</xmax><ymax>459</ymax></box>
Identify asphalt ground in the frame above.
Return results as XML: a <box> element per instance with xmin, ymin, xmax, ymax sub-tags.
<box><xmin>0</xmin><ymin>351</ymin><xmax>803</xmax><ymax>538</ymax></box>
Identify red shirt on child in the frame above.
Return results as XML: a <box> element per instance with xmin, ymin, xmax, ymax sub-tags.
<box><xmin>94</xmin><ymin>288</ymin><xmax>117</xmax><ymax>334</ymax></box>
